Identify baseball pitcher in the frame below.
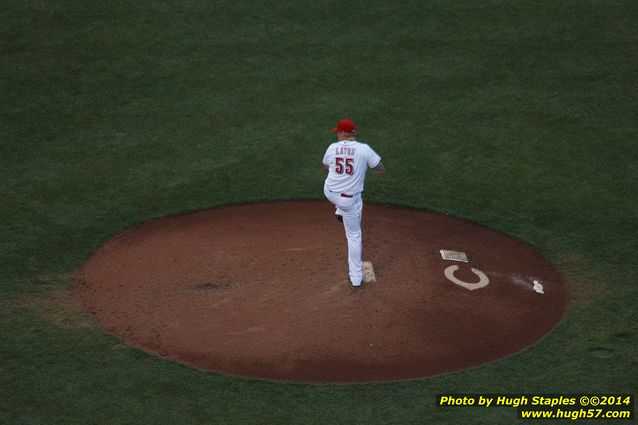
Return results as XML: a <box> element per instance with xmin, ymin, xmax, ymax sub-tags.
<box><xmin>322</xmin><ymin>119</ymin><xmax>385</xmax><ymax>286</ymax></box>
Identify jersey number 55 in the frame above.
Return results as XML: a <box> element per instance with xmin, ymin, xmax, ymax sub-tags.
<box><xmin>335</xmin><ymin>157</ymin><xmax>354</xmax><ymax>175</ymax></box>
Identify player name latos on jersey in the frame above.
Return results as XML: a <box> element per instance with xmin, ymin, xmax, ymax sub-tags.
<box><xmin>335</xmin><ymin>146</ymin><xmax>356</xmax><ymax>156</ymax></box>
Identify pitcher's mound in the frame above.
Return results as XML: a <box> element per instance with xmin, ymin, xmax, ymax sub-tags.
<box><xmin>78</xmin><ymin>201</ymin><xmax>567</xmax><ymax>383</ymax></box>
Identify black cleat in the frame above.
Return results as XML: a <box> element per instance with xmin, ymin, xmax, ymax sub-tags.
<box><xmin>335</xmin><ymin>214</ymin><xmax>343</xmax><ymax>223</ymax></box>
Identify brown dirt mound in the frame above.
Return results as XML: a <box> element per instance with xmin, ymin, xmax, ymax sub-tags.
<box><xmin>77</xmin><ymin>201</ymin><xmax>568</xmax><ymax>383</ymax></box>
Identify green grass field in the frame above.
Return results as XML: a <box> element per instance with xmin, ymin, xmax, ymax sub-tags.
<box><xmin>1</xmin><ymin>1</ymin><xmax>636</xmax><ymax>423</ymax></box>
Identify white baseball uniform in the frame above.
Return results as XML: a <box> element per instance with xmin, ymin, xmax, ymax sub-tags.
<box><xmin>323</xmin><ymin>140</ymin><xmax>381</xmax><ymax>286</ymax></box>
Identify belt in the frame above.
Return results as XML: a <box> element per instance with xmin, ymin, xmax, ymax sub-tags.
<box><xmin>328</xmin><ymin>189</ymin><xmax>355</xmax><ymax>198</ymax></box>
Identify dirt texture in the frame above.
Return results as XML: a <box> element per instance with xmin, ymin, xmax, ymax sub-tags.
<box><xmin>78</xmin><ymin>201</ymin><xmax>568</xmax><ymax>383</ymax></box>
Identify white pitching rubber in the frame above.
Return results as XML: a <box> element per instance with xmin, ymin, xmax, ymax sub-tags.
<box><xmin>362</xmin><ymin>261</ymin><xmax>376</xmax><ymax>283</ymax></box>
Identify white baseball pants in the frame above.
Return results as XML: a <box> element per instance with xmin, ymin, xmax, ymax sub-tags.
<box><xmin>324</xmin><ymin>186</ymin><xmax>363</xmax><ymax>285</ymax></box>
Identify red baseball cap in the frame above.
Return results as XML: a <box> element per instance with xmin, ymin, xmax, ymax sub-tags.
<box><xmin>331</xmin><ymin>119</ymin><xmax>356</xmax><ymax>133</ymax></box>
